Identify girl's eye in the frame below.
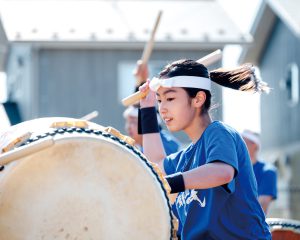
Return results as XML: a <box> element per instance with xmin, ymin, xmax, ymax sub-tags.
<box><xmin>167</xmin><ymin>98</ymin><xmax>174</xmax><ymax>101</ymax></box>
<box><xmin>157</xmin><ymin>99</ymin><xmax>162</xmax><ymax>103</ymax></box>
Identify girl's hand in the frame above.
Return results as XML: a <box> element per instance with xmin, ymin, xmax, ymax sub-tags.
<box><xmin>139</xmin><ymin>80</ymin><xmax>156</xmax><ymax>108</ymax></box>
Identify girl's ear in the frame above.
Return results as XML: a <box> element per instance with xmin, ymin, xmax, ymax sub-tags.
<box><xmin>192</xmin><ymin>91</ymin><xmax>206</xmax><ymax>108</ymax></box>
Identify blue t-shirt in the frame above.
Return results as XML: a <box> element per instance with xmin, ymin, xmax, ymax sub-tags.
<box><xmin>164</xmin><ymin>121</ymin><xmax>271</xmax><ymax>240</ymax></box>
<box><xmin>253</xmin><ymin>161</ymin><xmax>277</xmax><ymax>199</ymax></box>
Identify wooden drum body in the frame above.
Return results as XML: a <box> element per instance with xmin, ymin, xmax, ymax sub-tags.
<box><xmin>0</xmin><ymin>118</ymin><xmax>176</xmax><ymax>240</ymax></box>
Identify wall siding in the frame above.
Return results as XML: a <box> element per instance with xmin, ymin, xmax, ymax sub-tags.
<box><xmin>260</xmin><ymin>18</ymin><xmax>300</xmax><ymax>149</ymax></box>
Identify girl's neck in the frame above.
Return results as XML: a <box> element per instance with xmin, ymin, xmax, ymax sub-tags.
<box><xmin>185</xmin><ymin>113</ymin><xmax>212</xmax><ymax>143</ymax></box>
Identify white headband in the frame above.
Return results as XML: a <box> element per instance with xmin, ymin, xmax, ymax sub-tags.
<box><xmin>149</xmin><ymin>76</ymin><xmax>211</xmax><ymax>92</ymax></box>
<box><xmin>241</xmin><ymin>130</ymin><xmax>261</xmax><ymax>147</ymax></box>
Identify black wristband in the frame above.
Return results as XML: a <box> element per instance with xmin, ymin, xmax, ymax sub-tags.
<box><xmin>138</xmin><ymin>108</ymin><xmax>142</xmax><ymax>134</ymax></box>
<box><xmin>138</xmin><ymin>107</ymin><xmax>160</xmax><ymax>134</ymax></box>
<box><xmin>165</xmin><ymin>172</ymin><xmax>185</xmax><ymax>194</ymax></box>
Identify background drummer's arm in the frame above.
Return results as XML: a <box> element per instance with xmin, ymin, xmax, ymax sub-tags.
<box><xmin>143</xmin><ymin>133</ymin><xmax>166</xmax><ymax>174</ymax></box>
<box><xmin>258</xmin><ymin>195</ymin><xmax>273</xmax><ymax>214</ymax></box>
<box><xmin>134</xmin><ymin>60</ymin><xmax>149</xmax><ymax>88</ymax></box>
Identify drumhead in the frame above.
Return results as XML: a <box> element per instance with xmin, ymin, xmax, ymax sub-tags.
<box><xmin>0</xmin><ymin>118</ymin><xmax>174</xmax><ymax>240</ymax></box>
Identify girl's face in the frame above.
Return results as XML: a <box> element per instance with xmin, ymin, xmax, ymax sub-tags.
<box><xmin>156</xmin><ymin>87</ymin><xmax>197</xmax><ymax>132</ymax></box>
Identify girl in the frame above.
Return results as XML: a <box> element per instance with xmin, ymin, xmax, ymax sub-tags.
<box><xmin>138</xmin><ymin>59</ymin><xmax>271</xmax><ymax>239</ymax></box>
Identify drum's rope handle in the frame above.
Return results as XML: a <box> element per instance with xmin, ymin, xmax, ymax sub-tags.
<box><xmin>0</xmin><ymin>127</ymin><xmax>178</xmax><ymax>239</ymax></box>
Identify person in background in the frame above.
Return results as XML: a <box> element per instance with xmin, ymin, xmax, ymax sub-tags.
<box><xmin>123</xmin><ymin>105</ymin><xmax>143</xmax><ymax>151</ymax></box>
<box><xmin>242</xmin><ymin>129</ymin><xmax>277</xmax><ymax>215</ymax></box>
<box><xmin>123</xmin><ymin>104</ymin><xmax>181</xmax><ymax>154</ymax></box>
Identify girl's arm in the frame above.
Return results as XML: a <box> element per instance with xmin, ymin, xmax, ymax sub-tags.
<box><xmin>139</xmin><ymin>81</ymin><xmax>166</xmax><ymax>173</ymax></box>
<box><xmin>143</xmin><ymin>133</ymin><xmax>166</xmax><ymax>174</ymax></box>
<box><xmin>180</xmin><ymin>162</ymin><xmax>235</xmax><ymax>190</ymax></box>
<box><xmin>258</xmin><ymin>196</ymin><xmax>273</xmax><ymax>214</ymax></box>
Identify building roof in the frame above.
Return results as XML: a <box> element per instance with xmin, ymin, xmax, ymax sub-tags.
<box><xmin>239</xmin><ymin>0</ymin><xmax>300</xmax><ymax>65</ymax></box>
<box><xmin>0</xmin><ymin>0</ymin><xmax>251</xmax><ymax>49</ymax></box>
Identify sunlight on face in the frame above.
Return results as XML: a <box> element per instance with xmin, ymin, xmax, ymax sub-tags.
<box><xmin>156</xmin><ymin>87</ymin><xmax>196</xmax><ymax>132</ymax></box>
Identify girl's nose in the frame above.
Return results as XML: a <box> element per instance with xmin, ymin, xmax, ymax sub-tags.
<box><xmin>159</xmin><ymin>102</ymin><xmax>167</xmax><ymax>114</ymax></box>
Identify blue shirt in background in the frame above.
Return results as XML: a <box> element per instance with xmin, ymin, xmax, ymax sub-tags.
<box><xmin>253</xmin><ymin>160</ymin><xmax>277</xmax><ymax>199</ymax></box>
<box><xmin>160</xmin><ymin>129</ymin><xmax>181</xmax><ymax>155</ymax></box>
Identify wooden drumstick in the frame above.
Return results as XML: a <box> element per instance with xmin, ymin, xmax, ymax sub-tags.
<box><xmin>135</xmin><ymin>10</ymin><xmax>163</xmax><ymax>87</ymax></box>
<box><xmin>195</xmin><ymin>49</ymin><xmax>222</xmax><ymax>67</ymax></box>
<box><xmin>0</xmin><ymin>137</ymin><xmax>54</xmax><ymax>166</ymax></box>
<box><xmin>80</xmin><ymin>110</ymin><xmax>99</xmax><ymax>121</ymax></box>
<box><xmin>122</xmin><ymin>49</ymin><xmax>222</xmax><ymax>106</ymax></box>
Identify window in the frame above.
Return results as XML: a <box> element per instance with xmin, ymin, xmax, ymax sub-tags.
<box><xmin>282</xmin><ymin>63</ymin><xmax>299</xmax><ymax>107</ymax></box>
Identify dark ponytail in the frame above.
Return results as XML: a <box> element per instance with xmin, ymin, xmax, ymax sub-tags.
<box><xmin>210</xmin><ymin>63</ymin><xmax>270</xmax><ymax>93</ymax></box>
<box><xmin>158</xmin><ymin>59</ymin><xmax>270</xmax><ymax>114</ymax></box>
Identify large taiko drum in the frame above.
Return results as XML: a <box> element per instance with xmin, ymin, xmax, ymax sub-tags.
<box><xmin>0</xmin><ymin>117</ymin><xmax>177</xmax><ymax>240</ymax></box>
<box><xmin>267</xmin><ymin>218</ymin><xmax>300</xmax><ymax>240</ymax></box>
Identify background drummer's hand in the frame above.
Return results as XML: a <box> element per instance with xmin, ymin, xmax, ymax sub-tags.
<box><xmin>139</xmin><ymin>80</ymin><xmax>156</xmax><ymax>108</ymax></box>
<box><xmin>133</xmin><ymin>60</ymin><xmax>149</xmax><ymax>83</ymax></box>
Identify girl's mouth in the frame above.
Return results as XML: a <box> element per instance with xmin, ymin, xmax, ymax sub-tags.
<box><xmin>164</xmin><ymin>118</ymin><xmax>173</xmax><ymax>125</ymax></box>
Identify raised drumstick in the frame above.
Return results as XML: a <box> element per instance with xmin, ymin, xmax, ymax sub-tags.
<box><xmin>135</xmin><ymin>10</ymin><xmax>163</xmax><ymax>87</ymax></box>
<box><xmin>122</xmin><ymin>49</ymin><xmax>222</xmax><ymax>106</ymax></box>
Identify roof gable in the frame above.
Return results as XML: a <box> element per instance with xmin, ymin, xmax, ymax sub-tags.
<box><xmin>239</xmin><ymin>0</ymin><xmax>300</xmax><ymax>64</ymax></box>
<box><xmin>269</xmin><ymin>0</ymin><xmax>300</xmax><ymax>37</ymax></box>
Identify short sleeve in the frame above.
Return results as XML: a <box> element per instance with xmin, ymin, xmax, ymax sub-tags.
<box><xmin>204</xmin><ymin>125</ymin><xmax>239</xmax><ymax>194</ymax></box>
<box><xmin>205</xmin><ymin>125</ymin><xmax>239</xmax><ymax>175</ymax></box>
